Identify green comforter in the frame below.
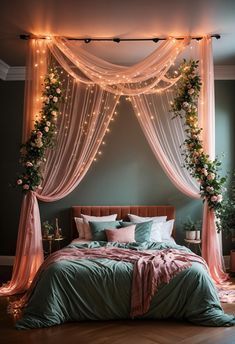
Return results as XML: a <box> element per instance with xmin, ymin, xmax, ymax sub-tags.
<box><xmin>16</xmin><ymin>241</ymin><xmax>235</xmax><ymax>329</ymax></box>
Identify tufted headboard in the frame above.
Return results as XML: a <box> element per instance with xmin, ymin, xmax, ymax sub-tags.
<box><xmin>71</xmin><ymin>205</ymin><xmax>176</xmax><ymax>240</ymax></box>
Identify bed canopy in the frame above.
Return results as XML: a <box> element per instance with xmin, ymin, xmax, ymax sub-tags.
<box><xmin>0</xmin><ymin>35</ymin><xmax>228</xmax><ymax>296</ymax></box>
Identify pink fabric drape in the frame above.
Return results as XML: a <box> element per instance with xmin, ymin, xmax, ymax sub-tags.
<box><xmin>199</xmin><ymin>38</ymin><xmax>228</xmax><ymax>283</ymax></box>
<box><xmin>1</xmin><ymin>35</ymin><xmax>227</xmax><ymax>295</ymax></box>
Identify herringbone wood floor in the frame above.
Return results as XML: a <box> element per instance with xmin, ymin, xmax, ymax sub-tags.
<box><xmin>1</xmin><ymin>295</ymin><xmax>235</xmax><ymax>344</ymax></box>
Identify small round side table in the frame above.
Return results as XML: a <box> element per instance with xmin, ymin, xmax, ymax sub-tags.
<box><xmin>184</xmin><ymin>239</ymin><xmax>202</xmax><ymax>255</ymax></box>
<box><xmin>42</xmin><ymin>236</ymin><xmax>65</xmax><ymax>256</ymax></box>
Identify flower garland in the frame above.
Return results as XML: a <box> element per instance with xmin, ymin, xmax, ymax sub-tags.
<box><xmin>16</xmin><ymin>68</ymin><xmax>63</xmax><ymax>192</ymax></box>
<box><xmin>170</xmin><ymin>59</ymin><xmax>226</xmax><ymax>217</ymax></box>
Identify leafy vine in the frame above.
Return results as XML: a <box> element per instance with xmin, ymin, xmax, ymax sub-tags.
<box><xmin>16</xmin><ymin>68</ymin><xmax>63</xmax><ymax>192</ymax></box>
<box><xmin>170</xmin><ymin>59</ymin><xmax>226</xmax><ymax>220</ymax></box>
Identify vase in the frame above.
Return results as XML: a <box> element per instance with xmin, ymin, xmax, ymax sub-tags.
<box><xmin>186</xmin><ymin>231</ymin><xmax>196</xmax><ymax>240</ymax></box>
<box><xmin>195</xmin><ymin>230</ymin><xmax>201</xmax><ymax>240</ymax></box>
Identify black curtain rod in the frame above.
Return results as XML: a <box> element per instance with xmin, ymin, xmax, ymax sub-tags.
<box><xmin>20</xmin><ymin>34</ymin><xmax>221</xmax><ymax>43</ymax></box>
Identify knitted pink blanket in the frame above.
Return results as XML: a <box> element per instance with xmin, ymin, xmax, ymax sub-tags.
<box><xmin>14</xmin><ymin>247</ymin><xmax>208</xmax><ymax>317</ymax></box>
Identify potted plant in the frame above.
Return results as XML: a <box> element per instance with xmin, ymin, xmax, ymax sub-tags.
<box><xmin>42</xmin><ymin>220</ymin><xmax>54</xmax><ymax>239</ymax></box>
<box><xmin>183</xmin><ymin>217</ymin><xmax>201</xmax><ymax>240</ymax></box>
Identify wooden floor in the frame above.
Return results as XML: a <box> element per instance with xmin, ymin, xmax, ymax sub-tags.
<box><xmin>1</xmin><ymin>296</ymin><xmax>235</xmax><ymax>344</ymax></box>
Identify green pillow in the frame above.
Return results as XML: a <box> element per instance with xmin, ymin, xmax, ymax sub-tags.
<box><xmin>89</xmin><ymin>221</ymin><xmax>121</xmax><ymax>241</ymax></box>
<box><xmin>121</xmin><ymin>221</ymin><xmax>153</xmax><ymax>242</ymax></box>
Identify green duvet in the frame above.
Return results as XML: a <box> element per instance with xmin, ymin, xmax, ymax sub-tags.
<box><xmin>16</xmin><ymin>241</ymin><xmax>235</xmax><ymax>329</ymax></box>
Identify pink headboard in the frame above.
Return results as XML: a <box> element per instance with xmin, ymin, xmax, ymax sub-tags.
<box><xmin>71</xmin><ymin>205</ymin><xmax>176</xmax><ymax>240</ymax></box>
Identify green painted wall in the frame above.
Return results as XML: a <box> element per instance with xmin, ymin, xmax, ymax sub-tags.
<box><xmin>1</xmin><ymin>80</ymin><xmax>234</xmax><ymax>255</ymax></box>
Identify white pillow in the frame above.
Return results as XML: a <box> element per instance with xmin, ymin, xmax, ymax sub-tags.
<box><xmin>150</xmin><ymin>222</ymin><xmax>163</xmax><ymax>241</ymax></box>
<box><xmin>128</xmin><ymin>214</ymin><xmax>167</xmax><ymax>223</ymax></box>
<box><xmin>80</xmin><ymin>214</ymin><xmax>118</xmax><ymax>240</ymax></box>
<box><xmin>151</xmin><ymin>220</ymin><xmax>175</xmax><ymax>241</ymax></box>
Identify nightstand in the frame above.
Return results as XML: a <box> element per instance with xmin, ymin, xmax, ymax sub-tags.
<box><xmin>184</xmin><ymin>239</ymin><xmax>202</xmax><ymax>255</ymax></box>
<box><xmin>42</xmin><ymin>236</ymin><xmax>65</xmax><ymax>256</ymax></box>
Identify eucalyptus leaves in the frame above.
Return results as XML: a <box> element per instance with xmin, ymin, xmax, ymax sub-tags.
<box><xmin>16</xmin><ymin>68</ymin><xmax>62</xmax><ymax>192</ymax></box>
<box><xmin>170</xmin><ymin>59</ymin><xmax>226</xmax><ymax>215</ymax></box>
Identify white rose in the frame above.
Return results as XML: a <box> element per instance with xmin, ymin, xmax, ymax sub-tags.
<box><xmin>56</xmin><ymin>88</ymin><xmax>61</xmax><ymax>94</ymax></box>
<box><xmin>44</xmin><ymin>126</ymin><xmax>49</xmax><ymax>132</ymax></box>
<box><xmin>188</xmin><ymin>88</ymin><xmax>195</xmax><ymax>95</ymax></box>
<box><xmin>53</xmin><ymin>96</ymin><xmax>58</xmax><ymax>103</ymax></box>
<box><xmin>46</xmin><ymin>121</ymin><xmax>51</xmax><ymax>127</ymax></box>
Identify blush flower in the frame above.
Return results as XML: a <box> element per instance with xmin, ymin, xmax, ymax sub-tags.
<box><xmin>17</xmin><ymin>179</ymin><xmax>23</xmax><ymax>185</ymax></box>
<box><xmin>207</xmin><ymin>173</ymin><xmax>215</xmax><ymax>181</ymax></box>
<box><xmin>211</xmin><ymin>195</ymin><xmax>218</xmax><ymax>202</ymax></box>
<box><xmin>23</xmin><ymin>184</ymin><xmax>30</xmax><ymax>190</ymax></box>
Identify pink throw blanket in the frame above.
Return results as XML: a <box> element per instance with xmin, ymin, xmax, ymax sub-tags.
<box><xmin>13</xmin><ymin>247</ymin><xmax>208</xmax><ymax>317</ymax></box>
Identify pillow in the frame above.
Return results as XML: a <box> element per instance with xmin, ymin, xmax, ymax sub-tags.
<box><xmin>121</xmin><ymin>221</ymin><xmax>153</xmax><ymax>242</ymax></box>
<box><xmin>150</xmin><ymin>220</ymin><xmax>175</xmax><ymax>241</ymax></box>
<box><xmin>128</xmin><ymin>214</ymin><xmax>167</xmax><ymax>223</ymax></box>
<box><xmin>81</xmin><ymin>214</ymin><xmax>118</xmax><ymax>240</ymax></box>
<box><xmin>74</xmin><ymin>217</ymin><xmax>86</xmax><ymax>239</ymax></box>
<box><xmin>89</xmin><ymin>221</ymin><xmax>121</xmax><ymax>241</ymax></box>
<box><xmin>105</xmin><ymin>225</ymin><xmax>136</xmax><ymax>243</ymax></box>
<box><xmin>161</xmin><ymin>219</ymin><xmax>175</xmax><ymax>240</ymax></box>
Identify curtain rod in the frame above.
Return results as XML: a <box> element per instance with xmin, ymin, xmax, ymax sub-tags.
<box><xmin>19</xmin><ymin>34</ymin><xmax>221</xmax><ymax>43</ymax></box>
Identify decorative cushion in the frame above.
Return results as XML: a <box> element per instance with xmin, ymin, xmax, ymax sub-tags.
<box><xmin>89</xmin><ymin>221</ymin><xmax>121</xmax><ymax>241</ymax></box>
<box><xmin>128</xmin><ymin>214</ymin><xmax>167</xmax><ymax>223</ymax></box>
<box><xmin>80</xmin><ymin>214</ymin><xmax>118</xmax><ymax>240</ymax></box>
<box><xmin>121</xmin><ymin>221</ymin><xmax>153</xmax><ymax>242</ymax></box>
<box><xmin>105</xmin><ymin>225</ymin><xmax>136</xmax><ymax>243</ymax></box>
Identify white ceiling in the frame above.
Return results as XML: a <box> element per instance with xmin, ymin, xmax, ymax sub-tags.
<box><xmin>0</xmin><ymin>0</ymin><xmax>235</xmax><ymax>66</ymax></box>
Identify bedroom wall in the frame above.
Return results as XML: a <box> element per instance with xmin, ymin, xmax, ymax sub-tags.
<box><xmin>1</xmin><ymin>80</ymin><xmax>235</xmax><ymax>256</ymax></box>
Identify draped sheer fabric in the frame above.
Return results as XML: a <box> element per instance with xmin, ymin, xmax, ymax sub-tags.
<box><xmin>0</xmin><ymin>35</ymin><xmax>227</xmax><ymax>296</ymax></box>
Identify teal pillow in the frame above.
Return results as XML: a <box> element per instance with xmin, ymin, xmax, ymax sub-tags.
<box><xmin>121</xmin><ymin>221</ymin><xmax>153</xmax><ymax>242</ymax></box>
<box><xmin>89</xmin><ymin>221</ymin><xmax>121</xmax><ymax>241</ymax></box>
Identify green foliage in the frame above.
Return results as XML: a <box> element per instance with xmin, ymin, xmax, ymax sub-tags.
<box><xmin>16</xmin><ymin>67</ymin><xmax>63</xmax><ymax>192</ymax></box>
<box><xmin>183</xmin><ymin>217</ymin><xmax>202</xmax><ymax>231</ymax></box>
<box><xmin>216</xmin><ymin>174</ymin><xmax>235</xmax><ymax>237</ymax></box>
<box><xmin>170</xmin><ymin>59</ymin><xmax>227</xmax><ymax>230</ymax></box>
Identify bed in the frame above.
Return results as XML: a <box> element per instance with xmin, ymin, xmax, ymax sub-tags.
<box><xmin>15</xmin><ymin>205</ymin><xmax>235</xmax><ymax>329</ymax></box>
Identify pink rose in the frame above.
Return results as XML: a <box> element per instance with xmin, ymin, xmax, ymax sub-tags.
<box><xmin>206</xmin><ymin>186</ymin><xmax>214</xmax><ymax>193</ymax></box>
<box><xmin>211</xmin><ymin>195</ymin><xmax>218</xmax><ymax>202</ymax></box>
<box><xmin>44</xmin><ymin>126</ymin><xmax>49</xmax><ymax>132</ymax></box>
<box><xmin>23</xmin><ymin>184</ymin><xmax>30</xmax><ymax>190</ymax></box>
<box><xmin>56</xmin><ymin>88</ymin><xmax>61</xmax><ymax>94</ymax></box>
<box><xmin>51</xmin><ymin>78</ymin><xmax>57</xmax><ymax>84</ymax></box>
<box><xmin>207</xmin><ymin>173</ymin><xmax>215</xmax><ymax>181</ymax></box>
<box><xmin>26</xmin><ymin>161</ymin><xmax>33</xmax><ymax>167</ymax></box>
<box><xmin>17</xmin><ymin>179</ymin><xmax>23</xmax><ymax>185</ymax></box>
<box><xmin>201</xmin><ymin>168</ymin><xmax>208</xmax><ymax>176</ymax></box>
<box><xmin>37</xmin><ymin>131</ymin><xmax>43</xmax><ymax>138</ymax></box>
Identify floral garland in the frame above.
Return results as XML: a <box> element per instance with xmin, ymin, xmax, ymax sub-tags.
<box><xmin>170</xmin><ymin>59</ymin><xmax>226</xmax><ymax>217</ymax></box>
<box><xmin>16</xmin><ymin>68</ymin><xmax>63</xmax><ymax>192</ymax></box>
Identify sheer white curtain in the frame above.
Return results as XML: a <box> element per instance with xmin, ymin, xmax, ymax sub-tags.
<box><xmin>0</xmin><ymin>35</ymin><xmax>227</xmax><ymax>296</ymax></box>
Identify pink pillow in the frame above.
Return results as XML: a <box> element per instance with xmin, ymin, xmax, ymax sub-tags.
<box><xmin>105</xmin><ymin>225</ymin><xmax>136</xmax><ymax>243</ymax></box>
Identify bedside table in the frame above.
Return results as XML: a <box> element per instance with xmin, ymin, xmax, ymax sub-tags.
<box><xmin>184</xmin><ymin>239</ymin><xmax>202</xmax><ymax>255</ymax></box>
<box><xmin>42</xmin><ymin>236</ymin><xmax>65</xmax><ymax>256</ymax></box>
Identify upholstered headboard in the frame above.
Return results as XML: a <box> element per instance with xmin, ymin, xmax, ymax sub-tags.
<box><xmin>71</xmin><ymin>205</ymin><xmax>176</xmax><ymax>240</ymax></box>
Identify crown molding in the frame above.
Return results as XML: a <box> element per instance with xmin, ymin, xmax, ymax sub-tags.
<box><xmin>0</xmin><ymin>59</ymin><xmax>25</xmax><ymax>80</ymax></box>
<box><xmin>1</xmin><ymin>58</ymin><xmax>235</xmax><ymax>81</ymax></box>
<box><xmin>214</xmin><ymin>65</ymin><xmax>235</xmax><ymax>80</ymax></box>
<box><xmin>0</xmin><ymin>59</ymin><xmax>9</xmax><ymax>80</ymax></box>
<box><xmin>6</xmin><ymin>66</ymin><xmax>26</xmax><ymax>80</ymax></box>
